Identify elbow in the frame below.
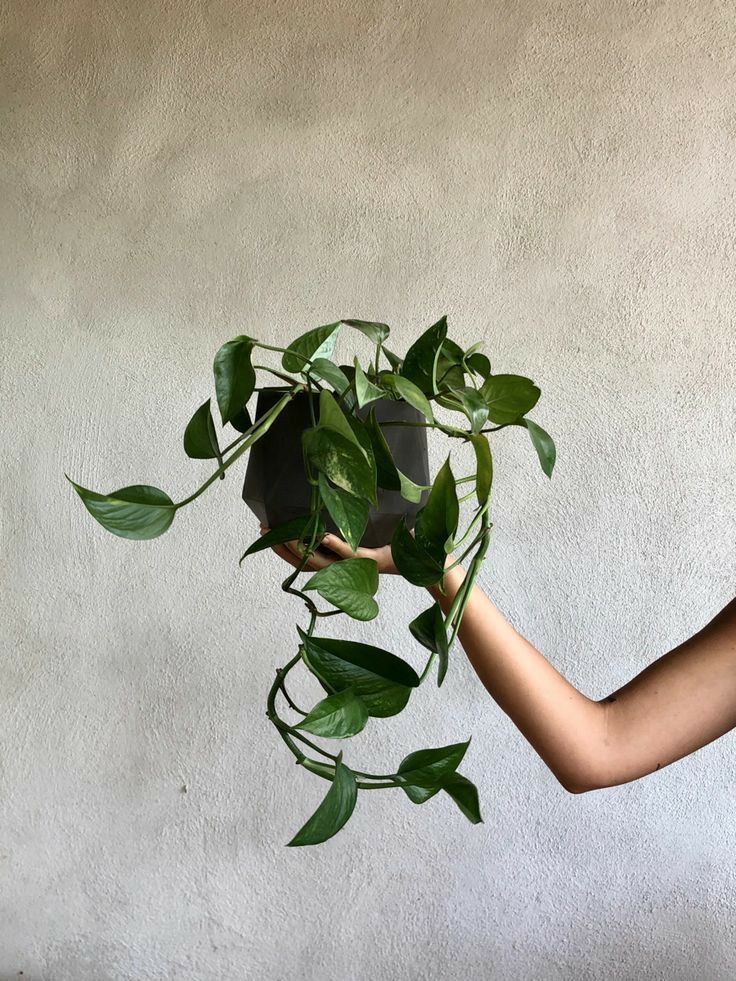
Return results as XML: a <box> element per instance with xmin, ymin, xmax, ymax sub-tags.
<box><xmin>557</xmin><ymin>775</ymin><xmax>600</xmax><ymax>795</ymax></box>
<box><xmin>552</xmin><ymin>760</ymin><xmax>613</xmax><ymax>795</ymax></box>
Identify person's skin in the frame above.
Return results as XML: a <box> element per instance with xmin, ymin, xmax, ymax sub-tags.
<box><xmin>263</xmin><ymin>527</ymin><xmax>736</xmax><ymax>794</ymax></box>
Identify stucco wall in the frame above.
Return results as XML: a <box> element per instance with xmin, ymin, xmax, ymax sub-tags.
<box><xmin>2</xmin><ymin>1</ymin><xmax>735</xmax><ymax>978</ymax></box>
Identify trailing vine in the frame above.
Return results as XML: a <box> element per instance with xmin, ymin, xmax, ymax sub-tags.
<box><xmin>67</xmin><ymin>316</ymin><xmax>555</xmax><ymax>845</ymax></box>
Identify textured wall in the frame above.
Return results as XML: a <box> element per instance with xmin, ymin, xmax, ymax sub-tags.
<box><xmin>2</xmin><ymin>1</ymin><xmax>736</xmax><ymax>978</ymax></box>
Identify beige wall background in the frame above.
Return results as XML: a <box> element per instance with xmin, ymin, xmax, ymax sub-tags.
<box><xmin>2</xmin><ymin>1</ymin><xmax>736</xmax><ymax>978</ymax></box>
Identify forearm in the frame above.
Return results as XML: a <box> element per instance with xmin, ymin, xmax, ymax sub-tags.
<box><xmin>429</xmin><ymin>564</ymin><xmax>609</xmax><ymax>792</ymax></box>
<box><xmin>430</xmin><ymin>566</ymin><xmax>736</xmax><ymax>793</ymax></box>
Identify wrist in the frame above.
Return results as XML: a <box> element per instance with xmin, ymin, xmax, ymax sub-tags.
<box><xmin>427</xmin><ymin>555</ymin><xmax>467</xmax><ymax>609</ymax></box>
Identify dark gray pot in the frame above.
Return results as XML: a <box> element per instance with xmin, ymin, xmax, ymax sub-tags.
<box><xmin>242</xmin><ymin>387</ymin><xmax>429</xmax><ymax>548</ymax></box>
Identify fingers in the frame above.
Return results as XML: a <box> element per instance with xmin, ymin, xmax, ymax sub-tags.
<box><xmin>284</xmin><ymin>539</ymin><xmax>335</xmax><ymax>570</ymax></box>
<box><xmin>260</xmin><ymin>525</ymin><xmax>365</xmax><ymax>571</ymax></box>
<box><xmin>260</xmin><ymin>525</ymin><xmax>338</xmax><ymax>571</ymax></box>
<box><xmin>321</xmin><ymin>533</ymin><xmax>358</xmax><ymax>559</ymax></box>
<box><xmin>270</xmin><ymin>542</ymin><xmax>303</xmax><ymax>569</ymax></box>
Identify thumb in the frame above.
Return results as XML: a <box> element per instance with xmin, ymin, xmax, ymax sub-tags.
<box><xmin>322</xmin><ymin>533</ymin><xmax>357</xmax><ymax>558</ymax></box>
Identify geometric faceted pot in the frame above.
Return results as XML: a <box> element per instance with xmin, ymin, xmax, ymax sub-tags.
<box><xmin>242</xmin><ymin>386</ymin><xmax>429</xmax><ymax>548</ymax></box>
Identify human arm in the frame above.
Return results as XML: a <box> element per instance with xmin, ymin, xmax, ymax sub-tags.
<box><xmin>263</xmin><ymin>527</ymin><xmax>736</xmax><ymax>793</ymax></box>
<box><xmin>428</xmin><ymin>566</ymin><xmax>736</xmax><ymax>792</ymax></box>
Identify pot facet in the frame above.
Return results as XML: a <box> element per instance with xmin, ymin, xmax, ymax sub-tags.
<box><xmin>242</xmin><ymin>387</ymin><xmax>430</xmax><ymax>548</ymax></box>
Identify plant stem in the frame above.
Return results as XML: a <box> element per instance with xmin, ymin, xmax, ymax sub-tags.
<box><xmin>446</xmin><ymin>510</ymin><xmax>492</xmax><ymax>649</ymax></box>
<box><xmin>252</xmin><ymin>364</ymin><xmax>303</xmax><ymax>387</ymax></box>
<box><xmin>176</xmin><ymin>389</ymin><xmax>302</xmax><ymax>508</ymax></box>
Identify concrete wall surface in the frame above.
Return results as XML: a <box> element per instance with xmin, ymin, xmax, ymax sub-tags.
<box><xmin>1</xmin><ymin>1</ymin><xmax>735</xmax><ymax>978</ymax></box>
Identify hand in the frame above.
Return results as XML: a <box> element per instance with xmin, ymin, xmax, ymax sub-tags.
<box><xmin>260</xmin><ymin>526</ymin><xmax>400</xmax><ymax>575</ymax></box>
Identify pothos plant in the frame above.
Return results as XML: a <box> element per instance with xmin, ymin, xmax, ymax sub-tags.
<box><xmin>66</xmin><ymin>315</ymin><xmax>555</xmax><ymax>846</ymax></box>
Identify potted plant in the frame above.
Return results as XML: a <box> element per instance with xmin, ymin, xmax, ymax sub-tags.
<box><xmin>66</xmin><ymin>315</ymin><xmax>555</xmax><ymax>846</ymax></box>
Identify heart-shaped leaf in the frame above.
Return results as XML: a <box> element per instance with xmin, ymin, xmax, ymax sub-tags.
<box><xmin>480</xmin><ymin>374</ymin><xmax>540</xmax><ymax>425</ymax></box>
<box><xmin>282</xmin><ymin>323</ymin><xmax>341</xmax><ymax>373</ymax></box>
<box><xmin>415</xmin><ymin>456</ymin><xmax>459</xmax><ymax>556</ymax></box>
<box><xmin>229</xmin><ymin>404</ymin><xmax>253</xmax><ymax>434</ymax></box>
<box><xmin>66</xmin><ymin>477</ymin><xmax>176</xmax><ymax>540</ymax></box>
<box><xmin>391</xmin><ymin>518</ymin><xmax>444</xmax><ymax>587</ymax></box>
<box><xmin>318</xmin><ymin>389</ymin><xmax>360</xmax><ymax>448</ymax></box>
<box><xmin>382</xmin><ymin>347</ymin><xmax>403</xmax><ymax>372</ymax></box>
<box><xmin>295</xmin><ymin>688</ymin><xmax>369</xmax><ymax>739</ymax></box>
<box><xmin>400</xmin><ymin>316</ymin><xmax>448</xmax><ymax>394</ymax></box>
<box><xmin>469</xmin><ymin>434</ymin><xmax>493</xmax><ymax>506</ymax></box>
<box><xmin>353</xmin><ymin>358</ymin><xmax>384</xmax><ymax>408</ymax></box>
<box><xmin>317</xmin><ymin>474</ymin><xmax>369</xmax><ymax>552</ymax></box>
<box><xmin>400</xmin><ymin>782</ymin><xmax>441</xmax><ymax>804</ymax></box>
<box><xmin>465</xmin><ymin>352</ymin><xmax>491</xmax><ymax>379</ymax></box>
<box><xmin>304</xmin><ymin>557</ymin><xmax>379</xmax><ymax>621</ymax></box>
<box><xmin>515</xmin><ymin>418</ymin><xmax>556</xmax><ymax>477</ymax></box>
<box><xmin>364</xmin><ymin>407</ymin><xmax>401</xmax><ymax>492</ymax></box>
<box><xmin>287</xmin><ymin>756</ymin><xmax>358</xmax><ymax>847</ymax></box>
<box><xmin>435</xmin><ymin>337</ymin><xmax>466</xmax><ymax>391</ymax></box>
<box><xmin>213</xmin><ymin>335</ymin><xmax>257</xmax><ymax>426</ymax></box>
<box><xmin>299</xmin><ymin>629</ymin><xmax>420</xmax><ymax>717</ymax></box>
<box><xmin>303</xmin><ymin>427</ymin><xmax>377</xmax><ymax>504</ymax></box>
<box><xmin>396</xmin><ymin>468</ymin><xmax>430</xmax><ymax>504</ymax></box>
<box><xmin>396</xmin><ymin>740</ymin><xmax>470</xmax><ymax>798</ymax></box>
<box><xmin>382</xmin><ymin>374</ymin><xmax>434</xmax><ymax>423</ymax></box>
<box><xmin>340</xmin><ymin>319</ymin><xmax>390</xmax><ymax>344</ymax></box>
<box><xmin>442</xmin><ymin>772</ymin><xmax>483</xmax><ymax>824</ymax></box>
<box><xmin>309</xmin><ymin>358</ymin><xmax>351</xmax><ymax>398</ymax></box>
<box><xmin>409</xmin><ymin>601</ymin><xmax>449</xmax><ymax>685</ymax></box>
<box><xmin>453</xmin><ymin>387</ymin><xmax>489</xmax><ymax>434</ymax></box>
<box><xmin>239</xmin><ymin>513</ymin><xmax>325</xmax><ymax>564</ymax></box>
<box><xmin>183</xmin><ymin>399</ymin><xmax>222</xmax><ymax>461</ymax></box>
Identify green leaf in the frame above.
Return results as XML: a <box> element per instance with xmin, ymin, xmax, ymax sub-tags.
<box><xmin>469</xmin><ymin>434</ymin><xmax>493</xmax><ymax>506</ymax></box>
<box><xmin>383</xmin><ymin>374</ymin><xmax>434</xmax><ymax>423</ymax></box>
<box><xmin>183</xmin><ymin>399</ymin><xmax>222</xmax><ymax>461</ymax></box>
<box><xmin>239</xmin><ymin>513</ymin><xmax>325</xmax><ymax>564</ymax></box>
<box><xmin>397</xmin><ymin>468</ymin><xmax>430</xmax><ymax>504</ymax></box>
<box><xmin>299</xmin><ymin>628</ymin><xmax>420</xmax><ymax>717</ymax></box>
<box><xmin>345</xmin><ymin>414</ymin><xmax>376</xmax><ymax>469</ymax></box>
<box><xmin>66</xmin><ymin>477</ymin><xmax>175</xmax><ymax>540</ymax></box>
<box><xmin>287</xmin><ymin>757</ymin><xmax>358</xmax><ymax>847</ymax></box>
<box><xmin>353</xmin><ymin>357</ymin><xmax>384</xmax><ymax>408</ymax></box>
<box><xmin>295</xmin><ymin>688</ymin><xmax>369</xmax><ymax>739</ymax></box>
<box><xmin>304</xmin><ymin>557</ymin><xmax>379</xmax><ymax>621</ymax></box>
<box><xmin>442</xmin><ymin>772</ymin><xmax>483</xmax><ymax>824</ymax></box>
<box><xmin>409</xmin><ymin>601</ymin><xmax>449</xmax><ymax>686</ymax></box>
<box><xmin>382</xmin><ymin>347</ymin><xmax>403</xmax><ymax>372</ymax></box>
<box><xmin>303</xmin><ymin>427</ymin><xmax>377</xmax><ymax>504</ymax></box>
<box><xmin>401</xmin><ymin>316</ymin><xmax>448</xmax><ymax>394</ymax></box>
<box><xmin>213</xmin><ymin>335</ymin><xmax>256</xmax><ymax>426</ymax></box>
<box><xmin>391</xmin><ymin>518</ymin><xmax>445</xmax><ymax>587</ymax></box>
<box><xmin>282</xmin><ymin>323</ymin><xmax>341</xmax><ymax>374</ymax></box>
<box><xmin>340</xmin><ymin>319</ymin><xmax>390</xmax><ymax>344</ymax></box>
<box><xmin>317</xmin><ymin>473</ymin><xmax>369</xmax><ymax>552</ymax></box>
<box><xmin>401</xmin><ymin>783</ymin><xmax>441</xmax><ymax>804</ymax></box>
<box><xmin>516</xmin><ymin>418</ymin><xmax>556</xmax><ymax>478</ymax></box>
<box><xmin>466</xmin><ymin>352</ymin><xmax>491</xmax><ymax>379</ymax></box>
<box><xmin>229</xmin><ymin>404</ymin><xmax>253</xmax><ymax>434</ymax></box>
<box><xmin>415</xmin><ymin>456</ymin><xmax>459</xmax><ymax>556</ymax></box>
<box><xmin>317</xmin><ymin>389</ymin><xmax>360</xmax><ymax>448</ymax></box>
<box><xmin>454</xmin><ymin>387</ymin><xmax>489</xmax><ymax>434</ymax></box>
<box><xmin>397</xmin><ymin>740</ymin><xmax>470</xmax><ymax>792</ymax></box>
<box><xmin>480</xmin><ymin>374</ymin><xmax>540</xmax><ymax>425</ymax></box>
<box><xmin>309</xmin><ymin>358</ymin><xmax>351</xmax><ymax>397</ymax></box>
<box><xmin>434</xmin><ymin>337</ymin><xmax>466</xmax><ymax>391</ymax></box>
<box><xmin>365</xmin><ymin>407</ymin><xmax>401</xmax><ymax>492</ymax></box>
